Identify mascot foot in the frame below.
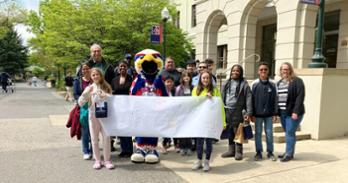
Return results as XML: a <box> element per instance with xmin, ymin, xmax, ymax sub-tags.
<box><xmin>131</xmin><ymin>148</ymin><xmax>146</xmax><ymax>163</ymax></box>
<box><xmin>145</xmin><ymin>149</ymin><xmax>159</xmax><ymax>164</ymax></box>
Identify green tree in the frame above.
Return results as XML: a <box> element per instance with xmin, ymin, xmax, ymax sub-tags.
<box><xmin>0</xmin><ymin>26</ymin><xmax>28</xmax><ymax>74</ymax></box>
<box><xmin>0</xmin><ymin>1</ymin><xmax>26</xmax><ymax>38</ymax></box>
<box><xmin>26</xmin><ymin>0</ymin><xmax>193</xmax><ymax>72</ymax></box>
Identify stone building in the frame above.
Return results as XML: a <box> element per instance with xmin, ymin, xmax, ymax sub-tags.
<box><xmin>173</xmin><ymin>0</ymin><xmax>348</xmax><ymax>78</ymax></box>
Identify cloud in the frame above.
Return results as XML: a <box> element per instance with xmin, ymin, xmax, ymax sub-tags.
<box><xmin>14</xmin><ymin>24</ymin><xmax>35</xmax><ymax>46</ymax></box>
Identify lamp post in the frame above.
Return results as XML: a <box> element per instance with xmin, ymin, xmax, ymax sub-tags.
<box><xmin>309</xmin><ymin>0</ymin><xmax>327</xmax><ymax>68</ymax></box>
<box><xmin>161</xmin><ymin>7</ymin><xmax>170</xmax><ymax>60</ymax></box>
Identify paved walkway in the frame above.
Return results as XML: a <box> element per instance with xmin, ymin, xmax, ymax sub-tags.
<box><xmin>1</xmin><ymin>83</ymin><xmax>347</xmax><ymax>183</ymax></box>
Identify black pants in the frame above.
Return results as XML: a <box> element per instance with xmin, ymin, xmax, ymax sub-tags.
<box><xmin>1</xmin><ymin>82</ymin><xmax>7</xmax><ymax>92</ymax></box>
<box><xmin>162</xmin><ymin>138</ymin><xmax>171</xmax><ymax>147</ymax></box>
<box><xmin>179</xmin><ymin>138</ymin><xmax>192</xmax><ymax>149</ymax></box>
<box><xmin>196</xmin><ymin>138</ymin><xmax>213</xmax><ymax>160</ymax></box>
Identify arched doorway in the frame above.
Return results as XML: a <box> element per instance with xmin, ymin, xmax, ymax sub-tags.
<box><xmin>203</xmin><ymin>10</ymin><xmax>228</xmax><ymax>73</ymax></box>
<box><xmin>240</xmin><ymin>0</ymin><xmax>278</xmax><ymax>79</ymax></box>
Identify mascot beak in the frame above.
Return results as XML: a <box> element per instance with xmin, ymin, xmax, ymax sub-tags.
<box><xmin>136</xmin><ymin>54</ymin><xmax>163</xmax><ymax>75</ymax></box>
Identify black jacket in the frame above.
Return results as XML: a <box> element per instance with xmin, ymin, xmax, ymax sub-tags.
<box><xmin>277</xmin><ymin>77</ymin><xmax>305</xmax><ymax>116</ymax></box>
<box><xmin>88</xmin><ymin>57</ymin><xmax>114</xmax><ymax>85</ymax></box>
<box><xmin>251</xmin><ymin>79</ymin><xmax>277</xmax><ymax>117</ymax></box>
<box><xmin>221</xmin><ymin>79</ymin><xmax>253</xmax><ymax>126</ymax></box>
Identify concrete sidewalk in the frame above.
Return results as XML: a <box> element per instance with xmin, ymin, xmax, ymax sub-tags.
<box><xmin>46</xmin><ymin>111</ymin><xmax>348</xmax><ymax>183</ymax></box>
<box><xmin>160</xmin><ymin>136</ymin><xmax>348</xmax><ymax>183</ymax></box>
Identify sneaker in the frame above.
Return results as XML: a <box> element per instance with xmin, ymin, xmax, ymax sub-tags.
<box><xmin>180</xmin><ymin>149</ymin><xmax>186</xmax><ymax>156</ymax></box>
<box><xmin>203</xmin><ymin>160</ymin><xmax>210</xmax><ymax>172</ymax></box>
<box><xmin>186</xmin><ymin>149</ymin><xmax>193</xmax><ymax>156</ymax></box>
<box><xmin>104</xmin><ymin>161</ymin><xmax>115</xmax><ymax>170</ymax></box>
<box><xmin>93</xmin><ymin>160</ymin><xmax>102</xmax><ymax>170</ymax></box>
<box><xmin>267</xmin><ymin>152</ymin><xmax>276</xmax><ymax>161</ymax></box>
<box><xmin>280</xmin><ymin>155</ymin><xmax>293</xmax><ymax>162</ymax></box>
<box><xmin>254</xmin><ymin>152</ymin><xmax>262</xmax><ymax>161</ymax></box>
<box><xmin>83</xmin><ymin>154</ymin><xmax>92</xmax><ymax>160</ymax></box>
<box><xmin>278</xmin><ymin>153</ymin><xmax>286</xmax><ymax>159</ymax></box>
<box><xmin>175</xmin><ymin>146</ymin><xmax>181</xmax><ymax>153</ymax></box>
<box><xmin>192</xmin><ymin>160</ymin><xmax>203</xmax><ymax>170</ymax></box>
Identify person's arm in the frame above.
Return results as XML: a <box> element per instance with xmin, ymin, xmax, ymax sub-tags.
<box><xmin>191</xmin><ymin>87</ymin><xmax>197</xmax><ymax>96</ymax></box>
<box><xmin>245</xmin><ymin>82</ymin><xmax>253</xmax><ymax>117</ymax></box>
<box><xmin>214</xmin><ymin>88</ymin><xmax>227</xmax><ymax>128</ymax></box>
<box><xmin>293</xmin><ymin>78</ymin><xmax>305</xmax><ymax>118</ymax></box>
<box><xmin>73</xmin><ymin>78</ymin><xmax>80</xmax><ymax>101</ymax></box>
<box><xmin>78</xmin><ymin>85</ymin><xmax>92</xmax><ymax>106</ymax></box>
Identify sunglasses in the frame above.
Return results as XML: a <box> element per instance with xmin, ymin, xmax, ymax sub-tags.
<box><xmin>199</xmin><ymin>66</ymin><xmax>207</xmax><ymax>69</ymax></box>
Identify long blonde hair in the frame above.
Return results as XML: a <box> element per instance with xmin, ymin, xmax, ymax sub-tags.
<box><xmin>90</xmin><ymin>68</ymin><xmax>112</xmax><ymax>94</ymax></box>
<box><xmin>279</xmin><ymin>62</ymin><xmax>296</xmax><ymax>81</ymax></box>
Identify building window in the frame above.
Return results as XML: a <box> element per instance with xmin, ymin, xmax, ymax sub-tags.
<box><xmin>217</xmin><ymin>45</ymin><xmax>227</xmax><ymax>69</ymax></box>
<box><xmin>176</xmin><ymin>11</ymin><xmax>180</xmax><ymax>28</ymax></box>
<box><xmin>323</xmin><ymin>10</ymin><xmax>340</xmax><ymax>68</ymax></box>
<box><xmin>192</xmin><ymin>4</ymin><xmax>197</xmax><ymax>27</ymax></box>
<box><xmin>191</xmin><ymin>49</ymin><xmax>196</xmax><ymax>61</ymax></box>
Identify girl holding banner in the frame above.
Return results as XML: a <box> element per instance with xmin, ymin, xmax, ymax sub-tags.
<box><xmin>191</xmin><ymin>70</ymin><xmax>226</xmax><ymax>172</ymax></box>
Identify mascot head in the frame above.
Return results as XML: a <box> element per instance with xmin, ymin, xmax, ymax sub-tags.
<box><xmin>134</xmin><ymin>49</ymin><xmax>163</xmax><ymax>76</ymax></box>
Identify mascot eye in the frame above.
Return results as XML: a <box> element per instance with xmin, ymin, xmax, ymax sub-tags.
<box><xmin>140</xmin><ymin>56</ymin><xmax>144</xmax><ymax>59</ymax></box>
<box><xmin>152</xmin><ymin>54</ymin><xmax>158</xmax><ymax>58</ymax></box>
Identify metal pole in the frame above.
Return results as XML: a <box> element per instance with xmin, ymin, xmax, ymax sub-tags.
<box><xmin>308</xmin><ymin>0</ymin><xmax>327</xmax><ymax>68</ymax></box>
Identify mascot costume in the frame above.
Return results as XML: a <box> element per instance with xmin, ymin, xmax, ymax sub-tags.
<box><xmin>130</xmin><ymin>49</ymin><xmax>168</xmax><ymax>163</ymax></box>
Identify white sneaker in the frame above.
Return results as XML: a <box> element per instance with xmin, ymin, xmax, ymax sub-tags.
<box><xmin>203</xmin><ymin>160</ymin><xmax>210</xmax><ymax>172</ymax></box>
<box><xmin>83</xmin><ymin>154</ymin><xmax>92</xmax><ymax>160</ymax></box>
<box><xmin>192</xmin><ymin>160</ymin><xmax>202</xmax><ymax>170</ymax></box>
<box><xmin>186</xmin><ymin>149</ymin><xmax>193</xmax><ymax>156</ymax></box>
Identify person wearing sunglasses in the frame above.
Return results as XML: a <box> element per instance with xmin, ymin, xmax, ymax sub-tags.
<box><xmin>251</xmin><ymin>62</ymin><xmax>278</xmax><ymax>161</ymax></box>
<box><xmin>191</xmin><ymin>62</ymin><xmax>208</xmax><ymax>86</ymax></box>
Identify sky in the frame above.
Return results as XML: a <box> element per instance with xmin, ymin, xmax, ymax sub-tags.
<box><xmin>14</xmin><ymin>0</ymin><xmax>39</xmax><ymax>46</ymax></box>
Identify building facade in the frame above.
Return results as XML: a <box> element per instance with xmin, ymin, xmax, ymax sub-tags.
<box><xmin>173</xmin><ymin>0</ymin><xmax>348</xmax><ymax>79</ymax></box>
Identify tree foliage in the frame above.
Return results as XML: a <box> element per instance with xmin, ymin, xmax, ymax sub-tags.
<box><xmin>0</xmin><ymin>26</ymin><xmax>28</xmax><ymax>74</ymax></box>
<box><xmin>0</xmin><ymin>1</ymin><xmax>26</xmax><ymax>38</ymax></box>
<box><xmin>27</xmin><ymin>0</ymin><xmax>193</xmax><ymax>71</ymax></box>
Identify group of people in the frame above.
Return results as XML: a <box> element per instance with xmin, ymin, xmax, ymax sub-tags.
<box><xmin>69</xmin><ymin>43</ymin><xmax>305</xmax><ymax>172</ymax></box>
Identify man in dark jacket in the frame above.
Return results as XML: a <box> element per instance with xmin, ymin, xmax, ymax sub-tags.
<box><xmin>251</xmin><ymin>62</ymin><xmax>277</xmax><ymax>161</ymax></box>
<box><xmin>85</xmin><ymin>44</ymin><xmax>114</xmax><ymax>85</ymax></box>
<box><xmin>160</xmin><ymin>56</ymin><xmax>181</xmax><ymax>87</ymax></box>
<box><xmin>0</xmin><ymin>72</ymin><xmax>10</xmax><ymax>93</ymax></box>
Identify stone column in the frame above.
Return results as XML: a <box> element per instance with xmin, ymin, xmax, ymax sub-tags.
<box><xmin>337</xmin><ymin>1</ymin><xmax>348</xmax><ymax>68</ymax></box>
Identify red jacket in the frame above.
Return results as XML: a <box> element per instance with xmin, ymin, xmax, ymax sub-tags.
<box><xmin>66</xmin><ymin>105</ymin><xmax>81</xmax><ymax>140</ymax></box>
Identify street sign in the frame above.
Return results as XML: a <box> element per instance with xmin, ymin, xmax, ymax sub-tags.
<box><xmin>300</xmin><ymin>0</ymin><xmax>320</xmax><ymax>5</ymax></box>
<box><xmin>150</xmin><ymin>25</ymin><xmax>161</xmax><ymax>44</ymax></box>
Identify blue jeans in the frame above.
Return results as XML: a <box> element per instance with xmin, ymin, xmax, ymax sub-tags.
<box><xmin>196</xmin><ymin>138</ymin><xmax>213</xmax><ymax>160</ymax></box>
<box><xmin>255</xmin><ymin>117</ymin><xmax>274</xmax><ymax>153</ymax></box>
<box><xmin>81</xmin><ymin>125</ymin><xmax>92</xmax><ymax>154</ymax></box>
<box><xmin>119</xmin><ymin>137</ymin><xmax>133</xmax><ymax>154</ymax></box>
<box><xmin>279</xmin><ymin>112</ymin><xmax>303</xmax><ymax>157</ymax></box>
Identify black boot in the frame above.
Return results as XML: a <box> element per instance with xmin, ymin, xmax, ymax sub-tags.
<box><xmin>235</xmin><ymin>143</ymin><xmax>243</xmax><ymax>161</ymax></box>
<box><xmin>221</xmin><ymin>144</ymin><xmax>235</xmax><ymax>158</ymax></box>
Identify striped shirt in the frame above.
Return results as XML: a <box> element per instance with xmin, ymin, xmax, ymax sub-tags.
<box><xmin>277</xmin><ymin>80</ymin><xmax>289</xmax><ymax>111</ymax></box>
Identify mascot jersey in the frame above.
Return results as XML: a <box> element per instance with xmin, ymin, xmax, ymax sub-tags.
<box><xmin>130</xmin><ymin>49</ymin><xmax>168</xmax><ymax>147</ymax></box>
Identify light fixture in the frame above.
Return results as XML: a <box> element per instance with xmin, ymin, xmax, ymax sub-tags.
<box><xmin>161</xmin><ymin>7</ymin><xmax>170</xmax><ymax>21</ymax></box>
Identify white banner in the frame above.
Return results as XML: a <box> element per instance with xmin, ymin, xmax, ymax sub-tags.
<box><xmin>99</xmin><ymin>96</ymin><xmax>223</xmax><ymax>139</ymax></box>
